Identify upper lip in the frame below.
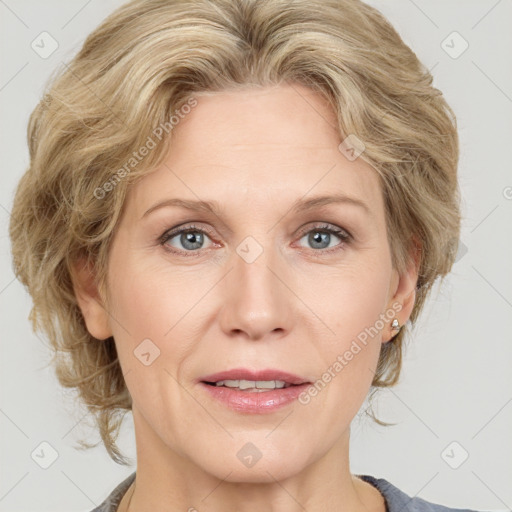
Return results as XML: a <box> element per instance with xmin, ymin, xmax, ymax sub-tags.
<box><xmin>199</xmin><ymin>368</ymin><xmax>310</xmax><ymax>385</ymax></box>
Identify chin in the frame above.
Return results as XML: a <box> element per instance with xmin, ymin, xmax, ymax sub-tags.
<box><xmin>189</xmin><ymin>439</ymin><xmax>312</xmax><ymax>484</ymax></box>
<box><xmin>204</xmin><ymin>459</ymin><xmax>305</xmax><ymax>484</ymax></box>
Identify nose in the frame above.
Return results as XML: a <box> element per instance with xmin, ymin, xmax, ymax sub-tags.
<box><xmin>218</xmin><ymin>241</ymin><xmax>294</xmax><ymax>341</ymax></box>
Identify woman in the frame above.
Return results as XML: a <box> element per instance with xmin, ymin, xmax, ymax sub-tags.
<box><xmin>9</xmin><ymin>0</ymin><xmax>483</xmax><ymax>510</ymax></box>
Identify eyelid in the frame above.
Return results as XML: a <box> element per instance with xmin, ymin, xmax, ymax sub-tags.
<box><xmin>295</xmin><ymin>222</ymin><xmax>352</xmax><ymax>240</ymax></box>
<box><xmin>158</xmin><ymin>223</ymin><xmax>217</xmax><ymax>246</ymax></box>
<box><xmin>158</xmin><ymin>221</ymin><xmax>352</xmax><ymax>257</ymax></box>
<box><xmin>159</xmin><ymin>222</ymin><xmax>351</xmax><ymax>244</ymax></box>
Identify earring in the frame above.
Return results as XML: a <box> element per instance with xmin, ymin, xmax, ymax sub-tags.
<box><xmin>391</xmin><ymin>319</ymin><xmax>401</xmax><ymax>332</ymax></box>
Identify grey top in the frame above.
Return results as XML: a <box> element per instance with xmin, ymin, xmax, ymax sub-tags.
<box><xmin>89</xmin><ymin>472</ymin><xmax>483</xmax><ymax>512</ymax></box>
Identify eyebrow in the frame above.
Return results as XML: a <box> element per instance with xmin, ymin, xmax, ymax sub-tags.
<box><xmin>141</xmin><ymin>193</ymin><xmax>372</xmax><ymax>219</ymax></box>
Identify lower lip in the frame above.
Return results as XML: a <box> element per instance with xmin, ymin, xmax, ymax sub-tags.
<box><xmin>199</xmin><ymin>382</ymin><xmax>312</xmax><ymax>413</ymax></box>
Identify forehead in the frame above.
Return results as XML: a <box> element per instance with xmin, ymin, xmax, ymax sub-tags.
<box><xmin>124</xmin><ymin>83</ymin><xmax>383</xmax><ymax>220</ymax></box>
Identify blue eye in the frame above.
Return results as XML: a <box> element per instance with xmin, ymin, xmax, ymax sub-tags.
<box><xmin>160</xmin><ymin>224</ymin><xmax>213</xmax><ymax>253</ymax></box>
<box><xmin>298</xmin><ymin>226</ymin><xmax>350</xmax><ymax>251</ymax></box>
<box><xmin>159</xmin><ymin>222</ymin><xmax>351</xmax><ymax>257</ymax></box>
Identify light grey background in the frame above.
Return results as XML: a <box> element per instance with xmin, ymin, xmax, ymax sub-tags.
<box><xmin>1</xmin><ymin>0</ymin><xmax>511</xmax><ymax>510</ymax></box>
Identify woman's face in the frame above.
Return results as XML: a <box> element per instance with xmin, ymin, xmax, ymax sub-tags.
<box><xmin>81</xmin><ymin>83</ymin><xmax>417</xmax><ymax>482</ymax></box>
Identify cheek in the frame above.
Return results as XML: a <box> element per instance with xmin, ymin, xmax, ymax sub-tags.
<box><xmin>301</xmin><ymin>257</ymin><xmax>391</xmax><ymax>343</ymax></box>
<box><xmin>105</xmin><ymin>261</ymin><xmax>196</xmax><ymax>418</ymax></box>
<box><xmin>298</xmin><ymin>258</ymin><xmax>391</xmax><ymax>400</ymax></box>
<box><xmin>295</xmin><ymin>269</ymin><xmax>389</xmax><ymax>432</ymax></box>
<box><xmin>107</xmin><ymin>249</ymin><xmax>199</xmax><ymax>332</ymax></box>
<box><xmin>105</xmin><ymin>251</ymin><xmax>220</xmax><ymax>382</ymax></box>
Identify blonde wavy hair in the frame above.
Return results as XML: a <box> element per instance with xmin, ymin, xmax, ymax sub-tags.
<box><xmin>9</xmin><ymin>0</ymin><xmax>460</xmax><ymax>464</ymax></box>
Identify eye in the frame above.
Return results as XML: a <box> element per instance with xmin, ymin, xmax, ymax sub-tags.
<box><xmin>159</xmin><ymin>224</ymin><xmax>215</xmax><ymax>255</ymax></box>
<box><xmin>296</xmin><ymin>223</ymin><xmax>351</xmax><ymax>253</ymax></box>
<box><xmin>159</xmin><ymin>222</ymin><xmax>352</xmax><ymax>257</ymax></box>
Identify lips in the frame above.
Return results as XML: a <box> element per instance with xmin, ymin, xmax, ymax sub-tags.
<box><xmin>198</xmin><ymin>368</ymin><xmax>313</xmax><ymax>413</ymax></box>
<box><xmin>199</xmin><ymin>368</ymin><xmax>310</xmax><ymax>386</ymax></box>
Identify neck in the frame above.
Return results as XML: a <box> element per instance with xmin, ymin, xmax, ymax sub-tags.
<box><xmin>118</xmin><ymin>407</ymin><xmax>384</xmax><ymax>512</ymax></box>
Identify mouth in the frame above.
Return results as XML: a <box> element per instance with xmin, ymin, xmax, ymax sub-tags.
<box><xmin>198</xmin><ymin>368</ymin><xmax>312</xmax><ymax>413</ymax></box>
<box><xmin>202</xmin><ymin>379</ymin><xmax>299</xmax><ymax>392</ymax></box>
<box><xmin>199</xmin><ymin>368</ymin><xmax>310</xmax><ymax>389</ymax></box>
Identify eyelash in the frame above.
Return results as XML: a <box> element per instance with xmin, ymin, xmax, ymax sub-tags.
<box><xmin>158</xmin><ymin>222</ymin><xmax>352</xmax><ymax>257</ymax></box>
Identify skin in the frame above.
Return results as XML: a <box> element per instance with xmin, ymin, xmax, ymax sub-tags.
<box><xmin>73</xmin><ymin>82</ymin><xmax>418</xmax><ymax>512</ymax></box>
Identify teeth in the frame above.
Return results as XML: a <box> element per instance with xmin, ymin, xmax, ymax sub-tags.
<box><xmin>214</xmin><ymin>379</ymin><xmax>289</xmax><ymax>390</ymax></box>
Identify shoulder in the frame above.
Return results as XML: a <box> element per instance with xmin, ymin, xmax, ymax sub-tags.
<box><xmin>88</xmin><ymin>472</ymin><xmax>136</xmax><ymax>512</ymax></box>
<box><xmin>357</xmin><ymin>474</ymin><xmax>487</xmax><ymax>512</ymax></box>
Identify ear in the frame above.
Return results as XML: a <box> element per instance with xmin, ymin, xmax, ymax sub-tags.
<box><xmin>70</xmin><ymin>257</ymin><xmax>113</xmax><ymax>340</ymax></box>
<box><xmin>384</xmin><ymin>237</ymin><xmax>421</xmax><ymax>343</ymax></box>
